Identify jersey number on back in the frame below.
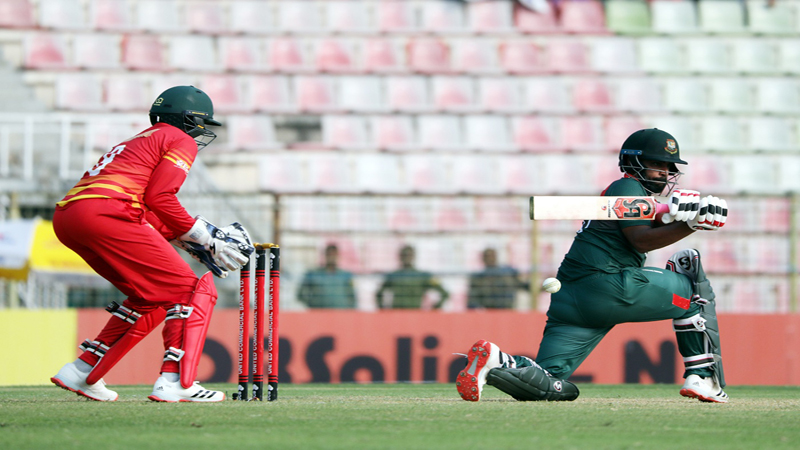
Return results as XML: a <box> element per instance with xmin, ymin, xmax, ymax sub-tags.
<box><xmin>88</xmin><ymin>145</ymin><xmax>125</xmax><ymax>176</ymax></box>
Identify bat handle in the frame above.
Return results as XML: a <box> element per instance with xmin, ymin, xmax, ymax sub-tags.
<box><xmin>655</xmin><ymin>202</ymin><xmax>670</xmax><ymax>223</ymax></box>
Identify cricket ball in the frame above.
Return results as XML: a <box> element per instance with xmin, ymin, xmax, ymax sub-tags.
<box><xmin>542</xmin><ymin>277</ymin><xmax>561</xmax><ymax>294</ymax></box>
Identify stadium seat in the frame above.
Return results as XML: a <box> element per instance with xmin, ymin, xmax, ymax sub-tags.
<box><xmin>746</xmin><ymin>0</ymin><xmax>795</xmax><ymax>35</ymax></box>
<box><xmin>511</xmin><ymin>115</ymin><xmax>562</xmax><ymax>152</ymax></box>
<box><xmin>559</xmin><ymin>0</ymin><xmax>609</xmax><ymax>34</ymax></box>
<box><xmin>385</xmin><ymin>197</ymin><xmax>426</xmax><ymax>231</ymax></box>
<box><xmin>478</xmin><ymin>77</ymin><xmax>525</xmax><ymax>113</ymax></box>
<box><xmin>728</xmin><ymin>155</ymin><xmax>779</xmax><ymax>194</ymax></box>
<box><xmin>545</xmin><ymin>39</ymin><xmax>591</xmax><ymax>73</ymax></box>
<box><xmin>499</xmin><ymin>40</ymin><xmax>547</xmax><ymax>74</ymax></box>
<box><xmin>39</xmin><ymin>0</ymin><xmax>86</xmax><ymax>29</ymax></box>
<box><xmin>698</xmin><ymin>0</ymin><xmax>746</xmax><ymax>34</ymax></box>
<box><xmin>431</xmin><ymin>76</ymin><xmax>477</xmax><ymax>112</ymax></box>
<box><xmin>257</xmin><ymin>153</ymin><xmax>310</xmax><ymax>193</ymax></box>
<box><xmin>325</xmin><ymin>0</ymin><xmax>371</xmax><ymax>33</ymax></box>
<box><xmin>604</xmin><ymin>0</ymin><xmax>650</xmax><ymax>34</ymax></box>
<box><xmin>681</xmin><ymin>155</ymin><xmax>725</xmax><ymax>193</ymax></box>
<box><xmin>73</xmin><ymin>33</ymin><xmax>121</xmax><ymax>69</ymax></box>
<box><xmin>615</xmin><ymin>77</ymin><xmax>664</xmax><ymax>113</ymax></box>
<box><xmin>338</xmin><ymin>76</ymin><xmax>386</xmax><ymax>112</ymax></box>
<box><xmin>451</xmin><ymin>38</ymin><xmax>501</xmax><ymax>74</ymax></box>
<box><xmin>755</xmin><ymin>78</ymin><xmax>800</xmax><ymax>114</ymax></box>
<box><xmin>777</xmin><ymin>39</ymin><xmax>800</xmax><ymax>75</ymax></box>
<box><xmin>198</xmin><ymin>74</ymin><xmax>247</xmax><ymax>113</ymax></box>
<box><xmin>685</xmin><ymin>38</ymin><xmax>731</xmax><ymax>74</ymax></box>
<box><xmin>466</xmin><ymin>0</ymin><xmax>514</xmax><ymax>33</ymax></box>
<box><xmin>697</xmin><ymin>116</ymin><xmax>747</xmax><ymax>152</ymax></box>
<box><xmin>226</xmin><ymin>115</ymin><xmax>280</xmax><ymax>151</ymax></box>
<box><xmin>524</xmin><ymin>77</ymin><xmax>573</xmax><ymax>113</ymax></box>
<box><xmin>663</xmin><ymin>78</ymin><xmax>709</xmax><ymax>113</ymax></box>
<box><xmin>561</xmin><ymin>116</ymin><xmax>605</xmax><ymax>152</ymax></box>
<box><xmin>168</xmin><ymin>35</ymin><xmax>216</xmax><ymax>72</ymax></box>
<box><xmin>407</xmin><ymin>38</ymin><xmax>452</xmax><ymax>74</ymax></box>
<box><xmin>640</xmin><ymin>115</ymin><xmax>696</xmax><ymax>150</ymax></box>
<box><xmin>277</xmin><ymin>1</ymin><xmax>322</xmax><ymax>34</ymax></box>
<box><xmin>419</xmin><ymin>0</ymin><xmax>466</xmax><ymax>34</ymax></box>
<box><xmin>572</xmin><ymin>78</ymin><xmax>614</xmax><ymax>113</ymax></box>
<box><xmin>250</xmin><ymin>75</ymin><xmax>297</xmax><ymax>112</ymax></box>
<box><xmin>604</xmin><ymin>116</ymin><xmax>646</xmax><ymax>151</ymax></box>
<box><xmin>135</xmin><ymin>0</ymin><xmax>185</xmax><ymax>32</ymax></box>
<box><xmin>386</xmin><ymin>76</ymin><xmax>431</xmax><ymax>112</ymax></box>
<box><xmin>451</xmin><ymin>156</ymin><xmax>503</xmax><ymax>194</ymax></box>
<box><xmin>218</xmin><ymin>37</ymin><xmax>264</xmax><ymax>72</ymax></box>
<box><xmin>56</xmin><ymin>73</ymin><xmax>103</xmax><ymax>111</ymax></box>
<box><xmin>637</xmin><ymin>38</ymin><xmax>682</xmax><ymax>74</ymax></box>
<box><xmin>777</xmin><ymin>151</ymin><xmax>800</xmax><ymax>193</ymax></box>
<box><xmin>121</xmin><ymin>34</ymin><xmax>165</xmax><ymax>71</ymax></box>
<box><xmin>405</xmin><ymin>154</ymin><xmax>452</xmax><ymax>193</ymax></box>
<box><xmin>370</xmin><ymin>115</ymin><xmax>416</xmax><ymax>151</ymax></box>
<box><xmin>539</xmin><ymin>154</ymin><xmax>596</xmax><ymax>194</ymax></box>
<box><xmin>376</xmin><ymin>0</ymin><xmax>416</xmax><ymax>33</ymax></box>
<box><xmin>104</xmin><ymin>75</ymin><xmax>149</xmax><ymax>111</ymax></box>
<box><xmin>464</xmin><ymin>115</ymin><xmax>514</xmax><ymax>152</ymax></box>
<box><xmin>23</xmin><ymin>33</ymin><xmax>68</xmax><ymax>69</ymax></box>
<box><xmin>417</xmin><ymin>115</ymin><xmax>463</xmax><ymax>151</ymax></box>
<box><xmin>650</xmin><ymin>0</ymin><xmax>698</xmax><ymax>34</ymax></box>
<box><xmin>0</xmin><ymin>0</ymin><xmax>35</xmax><ymax>28</ymax></box>
<box><xmin>363</xmin><ymin>38</ymin><xmax>404</xmax><ymax>73</ymax></box>
<box><xmin>513</xmin><ymin>1</ymin><xmax>559</xmax><ymax>33</ymax></box>
<box><xmin>590</xmin><ymin>37</ymin><xmax>638</xmax><ymax>74</ymax></box>
<box><xmin>707</xmin><ymin>78</ymin><xmax>754</xmax><ymax>113</ymax></box>
<box><xmin>314</xmin><ymin>38</ymin><xmax>360</xmax><ymax>73</ymax></box>
<box><xmin>308</xmin><ymin>154</ymin><xmax>357</xmax><ymax>193</ymax></box>
<box><xmin>269</xmin><ymin>37</ymin><xmax>311</xmax><ymax>73</ymax></box>
<box><xmin>295</xmin><ymin>76</ymin><xmax>337</xmax><ymax>112</ymax></box>
<box><xmin>186</xmin><ymin>1</ymin><xmax>226</xmax><ymax>34</ymax></box>
<box><xmin>355</xmin><ymin>154</ymin><xmax>403</xmax><ymax>193</ymax></box>
<box><xmin>229</xmin><ymin>0</ymin><xmax>273</xmax><ymax>34</ymax></box>
<box><xmin>746</xmin><ymin>117</ymin><xmax>795</xmax><ymax>152</ymax></box>
<box><xmin>731</xmin><ymin>39</ymin><xmax>778</xmax><ymax>74</ymax></box>
<box><xmin>501</xmin><ymin>155</ymin><xmax>539</xmax><ymax>193</ymax></box>
<box><xmin>89</xmin><ymin>0</ymin><xmax>132</xmax><ymax>30</ymax></box>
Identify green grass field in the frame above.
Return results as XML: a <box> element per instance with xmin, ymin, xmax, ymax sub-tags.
<box><xmin>2</xmin><ymin>383</ymin><xmax>799</xmax><ymax>449</ymax></box>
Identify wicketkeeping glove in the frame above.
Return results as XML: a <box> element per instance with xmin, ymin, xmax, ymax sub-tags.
<box><xmin>661</xmin><ymin>189</ymin><xmax>700</xmax><ymax>224</ymax></box>
<box><xmin>688</xmin><ymin>195</ymin><xmax>727</xmax><ymax>231</ymax></box>
<box><xmin>180</xmin><ymin>216</ymin><xmax>255</xmax><ymax>272</ymax></box>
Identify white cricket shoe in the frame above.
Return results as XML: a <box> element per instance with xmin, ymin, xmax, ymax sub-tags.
<box><xmin>50</xmin><ymin>362</ymin><xmax>118</xmax><ymax>402</ymax></box>
<box><xmin>148</xmin><ymin>376</ymin><xmax>226</xmax><ymax>403</ymax></box>
<box><xmin>456</xmin><ymin>339</ymin><xmax>503</xmax><ymax>402</ymax></box>
<box><xmin>680</xmin><ymin>374</ymin><xmax>729</xmax><ymax>403</ymax></box>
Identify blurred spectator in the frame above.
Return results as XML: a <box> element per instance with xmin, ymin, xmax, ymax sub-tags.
<box><xmin>376</xmin><ymin>245</ymin><xmax>449</xmax><ymax>309</ymax></box>
<box><xmin>467</xmin><ymin>248</ymin><xmax>529</xmax><ymax>309</ymax></box>
<box><xmin>297</xmin><ymin>244</ymin><xmax>357</xmax><ymax>308</ymax></box>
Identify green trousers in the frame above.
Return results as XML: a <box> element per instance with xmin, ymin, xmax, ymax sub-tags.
<box><xmin>533</xmin><ymin>267</ymin><xmax>712</xmax><ymax>380</ymax></box>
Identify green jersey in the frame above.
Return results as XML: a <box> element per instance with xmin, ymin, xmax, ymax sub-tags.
<box><xmin>556</xmin><ymin>177</ymin><xmax>650</xmax><ymax>282</ymax></box>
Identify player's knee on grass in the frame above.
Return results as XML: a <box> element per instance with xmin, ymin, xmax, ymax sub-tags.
<box><xmin>486</xmin><ymin>366</ymin><xmax>579</xmax><ymax>401</ymax></box>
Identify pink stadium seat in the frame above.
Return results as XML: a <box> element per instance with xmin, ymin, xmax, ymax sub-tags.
<box><xmin>23</xmin><ymin>33</ymin><xmax>68</xmax><ymax>69</ymax></box>
<box><xmin>0</xmin><ymin>0</ymin><xmax>35</xmax><ymax>28</ymax></box>
<box><xmin>386</xmin><ymin>198</ymin><xmax>426</xmax><ymax>231</ymax></box>
<box><xmin>219</xmin><ymin>37</ymin><xmax>264</xmax><ymax>72</ymax></box>
<box><xmin>269</xmin><ymin>37</ymin><xmax>311</xmax><ymax>73</ymax></box>
<box><xmin>363</xmin><ymin>38</ymin><xmax>404</xmax><ymax>73</ymax></box>
<box><xmin>573</xmin><ymin>78</ymin><xmax>613</xmax><ymax>113</ymax></box>
<box><xmin>376</xmin><ymin>0</ymin><xmax>415</xmax><ymax>32</ymax></box>
<box><xmin>417</xmin><ymin>115</ymin><xmax>463</xmax><ymax>151</ymax></box>
<box><xmin>513</xmin><ymin>1</ymin><xmax>559</xmax><ymax>33</ymax></box>
<box><xmin>467</xmin><ymin>0</ymin><xmax>514</xmax><ymax>33</ymax></box>
<box><xmin>406</xmin><ymin>154</ymin><xmax>451</xmax><ymax>193</ymax></box>
<box><xmin>499</xmin><ymin>40</ymin><xmax>546</xmax><ymax>74</ymax></box>
<box><xmin>451</xmin><ymin>38</ymin><xmax>501</xmax><ymax>74</ymax></box>
<box><xmin>229</xmin><ymin>1</ymin><xmax>272</xmax><ymax>34</ymax></box>
<box><xmin>561</xmin><ymin>116</ymin><xmax>605</xmax><ymax>152</ymax></box>
<box><xmin>315</xmin><ymin>38</ymin><xmax>360</xmax><ymax>73</ymax></box>
<box><xmin>226</xmin><ymin>115</ymin><xmax>279</xmax><ymax>151</ymax></box>
<box><xmin>431</xmin><ymin>76</ymin><xmax>476</xmax><ymax>112</ymax></box>
<box><xmin>386</xmin><ymin>76</ymin><xmax>431</xmax><ymax>112</ymax></box>
<box><xmin>511</xmin><ymin>116</ymin><xmax>562</xmax><ymax>152</ymax></box>
<box><xmin>323</xmin><ymin>115</ymin><xmax>370</xmax><ymax>150</ymax></box>
<box><xmin>371</xmin><ymin>115</ymin><xmax>416</xmax><ymax>151</ymax></box>
<box><xmin>257</xmin><ymin>154</ymin><xmax>308</xmax><ymax>193</ymax></box>
<box><xmin>90</xmin><ymin>0</ymin><xmax>132</xmax><ymax>30</ymax></box>
<box><xmin>135</xmin><ymin>0</ymin><xmax>185</xmax><ymax>33</ymax></box>
<box><xmin>104</xmin><ymin>75</ymin><xmax>149</xmax><ymax>111</ymax></box>
<box><xmin>501</xmin><ymin>155</ymin><xmax>539</xmax><ymax>193</ymax></box>
<box><xmin>277</xmin><ymin>1</ymin><xmax>322</xmax><ymax>33</ymax></box>
<box><xmin>338</xmin><ymin>76</ymin><xmax>385</xmax><ymax>112</ymax></box>
<box><xmin>56</xmin><ymin>73</ymin><xmax>103</xmax><ymax>111</ymax></box>
<box><xmin>524</xmin><ymin>78</ymin><xmax>573</xmax><ymax>113</ymax></box>
<box><xmin>295</xmin><ymin>76</ymin><xmax>337</xmax><ymax>112</ymax></box>
<box><xmin>420</xmin><ymin>0</ymin><xmax>466</xmax><ymax>33</ymax></box>
<box><xmin>325</xmin><ymin>0</ymin><xmax>371</xmax><ymax>33</ymax></box>
<box><xmin>407</xmin><ymin>38</ymin><xmax>451</xmax><ymax>74</ymax></box>
<box><xmin>39</xmin><ymin>0</ymin><xmax>86</xmax><ymax>30</ymax></box>
<box><xmin>186</xmin><ymin>1</ymin><xmax>226</xmax><ymax>34</ymax></box>
<box><xmin>615</xmin><ymin>77</ymin><xmax>663</xmax><ymax>113</ymax></box>
<box><xmin>121</xmin><ymin>34</ymin><xmax>165</xmax><ymax>71</ymax></box>
<box><xmin>73</xmin><ymin>33</ymin><xmax>121</xmax><ymax>69</ymax></box>
<box><xmin>559</xmin><ymin>0</ymin><xmax>609</xmax><ymax>34</ymax></box>
<box><xmin>604</xmin><ymin>116</ymin><xmax>645</xmax><ymax>152</ymax></box>
<box><xmin>250</xmin><ymin>76</ymin><xmax>296</xmax><ymax>112</ymax></box>
<box><xmin>434</xmin><ymin>198</ymin><xmax>473</xmax><ymax>230</ymax></box>
<box><xmin>464</xmin><ymin>115</ymin><xmax>514</xmax><ymax>152</ymax></box>
<box><xmin>546</xmin><ymin>39</ymin><xmax>591</xmax><ymax>73</ymax></box>
<box><xmin>308</xmin><ymin>154</ymin><xmax>356</xmax><ymax>193</ymax></box>
<box><xmin>168</xmin><ymin>35</ymin><xmax>216</xmax><ymax>72</ymax></box>
<box><xmin>198</xmin><ymin>75</ymin><xmax>247</xmax><ymax>113</ymax></box>
<box><xmin>478</xmin><ymin>77</ymin><xmax>524</xmax><ymax>113</ymax></box>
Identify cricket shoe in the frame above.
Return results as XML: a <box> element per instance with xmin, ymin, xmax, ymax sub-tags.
<box><xmin>456</xmin><ymin>340</ymin><xmax>503</xmax><ymax>402</ymax></box>
<box><xmin>148</xmin><ymin>376</ymin><xmax>226</xmax><ymax>402</ymax></box>
<box><xmin>50</xmin><ymin>362</ymin><xmax>118</xmax><ymax>402</ymax></box>
<box><xmin>680</xmin><ymin>374</ymin><xmax>729</xmax><ymax>403</ymax></box>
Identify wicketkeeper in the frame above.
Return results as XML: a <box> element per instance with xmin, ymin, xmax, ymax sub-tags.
<box><xmin>458</xmin><ymin>128</ymin><xmax>730</xmax><ymax>403</ymax></box>
<box><xmin>51</xmin><ymin>86</ymin><xmax>253</xmax><ymax>402</ymax></box>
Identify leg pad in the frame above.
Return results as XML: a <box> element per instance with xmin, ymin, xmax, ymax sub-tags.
<box><xmin>486</xmin><ymin>365</ymin><xmax>579</xmax><ymax>402</ymax></box>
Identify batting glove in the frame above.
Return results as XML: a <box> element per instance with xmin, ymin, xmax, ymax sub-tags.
<box><xmin>661</xmin><ymin>189</ymin><xmax>700</xmax><ymax>224</ymax></box>
<box><xmin>688</xmin><ymin>196</ymin><xmax>728</xmax><ymax>231</ymax></box>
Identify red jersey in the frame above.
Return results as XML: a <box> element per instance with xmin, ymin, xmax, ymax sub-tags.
<box><xmin>57</xmin><ymin>124</ymin><xmax>197</xmax><ymax>236</ymax></box>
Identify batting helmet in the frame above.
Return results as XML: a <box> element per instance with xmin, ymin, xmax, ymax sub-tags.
<box><xmin>149</xmin><ymin>86</ymin><xmax>222</xmax><ymax>150</ymax></box>
<box><xmin>618</xmin><ymin>128</ymin><xmax>686</xmax><ymax>195</ymax></box>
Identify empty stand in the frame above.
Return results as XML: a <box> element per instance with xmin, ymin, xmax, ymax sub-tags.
<box><xmin>419</xmin><ymin>0</ymin><xmax>466</xmax><ymax>34</ymax></box>
<box><xmin>590</xmin><ymin>37</ymin><xmax>639</xmax><ymax>73</ymax></box>
<box><xmin>464</xmin><ymin>115</ymin><xmax>514</xmax><ymax>152</ymax></box>
<box><xmin>23</xmin><ymin>33</ymin><xmax>68</xmax><ymax>69</ymax></box>
<box><xmin>73</xmin><ymin>33</ymin><xmax>121</xmax><ymax>70</ymax></box>
<box><xmin>0</xmin><ymin>0</ymin><xmax>35</xmax><ymax>28</ymax></box>
<box><xmin>451</xmin><ymin>156</ymin><xmax>504</xmax><ymax>194</ymax></box>
<box><xmin>363</xmin><ymin>38</ymin><xmax>405</xmax><ymax>73</ymax></box>
<box><xmin>168</xmin><ymin>35</ymin><xmax>216</xmax><ymax>72</ymax></box>
<box><xmin>697</xmin><ymin>116</ymin><xmax>747</xmax><ymax>152</ymax></box>
<box><xmin>451</xmin><ymin>38</ymin><xmax>502</xmax><ymax>74</ymax></box>
<box><xmin>269</xmin><ymin>37</ymin><xmax>312</xmax><ymax>73</ymax></box>
<box><xmin>698</xmin><ymin>0</ymin><xmax>746</xmax><ymax>34</ymax></box>
<box><xmin>405</xmin><ymin>154</ymin><xmax>452</xmax><ymax>193</ymax></box>
<box><xmin>478</xmin><ymin>77</ymin><xmax>525</xmax><ymax>113</ymax></box>
<box><xmin>325</xmin><ymin>1</ymin><xmax>372</xmax><ymax>33</ymax></box>
<box><xmin>650</xmin><ymin>0</ymin><xmax>698</xmax><ymax>34</ymax></box>
<box><xmin>338</xmin><ymin>76</ymin><xmax>386</xmax><ymax>112</ymax></box>
<box><xmin>375</xmin><ymin>0</ymin><xmax>416</xmax><ymax>33</ymax></box>
<box><xmin>466</xmin><ymin>0</ymin><xmax>514</xmax><ymax>34</ymax></box>
<box><xmin>707</xmin><ymin>77</ymin><xmax>755</xmax><ymax>113</ymax></box>
<box><xmin>746</xmin><ymin>116</ymin><xmax>795</xmax><ymax>152</ymax></box>
<box><xmin>250</xmin><ymin>75</ymin><xmax>296</xmax><ymax>112</ymax></box>
<box><xmin>218</xmin><ymin>37</ymin><xmax>265</xmax><ymax>72</ymax></box>
<box><xmin>561</xmin><ymin>116</ymin><xmax>606</xmax><ymax>152</ymax></box>
<box><xmin>355</xmin><ymin>154</ymin><xmax>403</xmax><ymax>193</ymax></box>
<box><xmin>186</xmin><ymin>1</ymin><xmax>227</xmax><ymax>34</ymax></box>
<box><xmin>731</xmin><ymin>39</ymin><xmax>778</xmax><ymax>75</ymax></box>
<box><xmin>499</xmin><ymin>40</ymin><xmax>547</xmax><ymax>74</ymax></box>
<box><xmin>135</xmin><ymin>0</ymin><xmax>185</xmax><ymax>33</ymax></box>
<box><xmin>755</xmin><ymin>78</ymin><xmax>800</xmax><ymax>114</ymax></box>
<box><xmin>229</xmin><ymin>1</ymin><xmax>273</xmax><ymax>34</ymax></box>
<box><xmin>294</xmin><ymin>76</ymin><xmax>337</xmax><ymax>112</ymax></box>
<box><xmin>226</xmin><ymin>114</ymin><xmax>280</xmax><ymax>152</ymax></box>
<box><xmin>614</xmin><ymin>77</ymin><xmax>664</xmax><ymax>113</ymax></box>
<box><xmin>417</xmin><ymin>115</ymin><xmax>463</xmax><ymax>151</ymax></box>
<box><xmin>385</xmin><ymin>76</ymin><xmax>431</xmax><ymax>112</ymax></box>
<box><xmin>546</xmin><ymin>39</ymin><xmax>591</xmax><ymax>73</ymax></box>
<box><xmin>89</xmin><ymin>0</ymin><xmax>132</xmax><ymax>31</ymax></box>
<box><xmin>56</xmin><ymin>73</ymin><xmax>104</xmax><ymax>111</ymax></box>
<box><xmin>322</xmin><ymin>115</ymin><xmax>370</xmax><ymax>150</ymax></box>
<box><xmin>370</xmin><ymin>115</ymin><xmax>416</xmax><ymax>151</ymax></box>
<box><xmin>777</xmin><ymin>39</ymin><xmax>800</xmax><ymax>74</ymax></box>
<box><xmin>684</xmin><ymin>38</ymin><xmax>731</xmax><ymax>74</ymax></box>
<box><xmin>559</xmin><ymin>0</ymin><xmax>609</xmax><ymax>34</ymax></box>
<box><xmin>39</xmin><ymin>0</ymin><xmax>86</xmax><ymax>30</ymax></box>
<box><xmin>604</xmin><ymin>116</ymin><xmax>646</xmax><ymax>151</ymax></box>
<box><xmin>277</xmin><ymin>1</ymin><xmax>322</xmax><ymax>34</ymax></box>
<box><xmin>746</xmin><ymin>0</ymin><xmax>796</xmax><ymax>35</ymax></box>
<box><xmin>314</xmin><ymin>38</ymin><xmax>360</xmax><ymax>73</ymax></box>
<box><xmin>511</xmin><ymin>115</ymin><xmax>562</xmax><ymax>152</ymax></box>
<box><xmin>121</xmin><ymin>34</ymin><xmax>165</xmax><ymax>71</ymax></box>
<box><xmin>572</xmin><ymin>78</ymin><xmax>614</xmax><ymax>113</ymax></box>
<box><xmin>104</xmin><ymin>75</ymin><xmax>149</xmax><ymax>111</ymax></box>
<box><xmin>513</xmin><ymin>1</ymin><xmax>559</xmax><ymax>34</ymax></box>
<box><xmin>637</xmin><ymin>37</ymin><xmax>683</xmax><ymax>74</ymax></box>
<box><xmin>407</xmin><ymin>38</ymin><xmax>452</xmax><ymax>74</ymax></box>
<box><xmin>663</xmin><ymin>78</ymin><xmax>709</xmax><ymax>113</ymax></box>
<box><xmin>199</xmin><ymin>74</ymin><xmax>247</xmax><ymax>113</ymax></box>
<box><xmin>431</xmin><ymin>76</ymin><xmax>477</xmax><ymax>112</ymax></box>
<box><xmin>605</xmin><ymin>0</ymin><xmax>650</xmax><ymax>35</ymax></box>
<box><xmin>524</xmin><ymin>77</ymin><xmax>573</xmax><ymax>113</ymax></box>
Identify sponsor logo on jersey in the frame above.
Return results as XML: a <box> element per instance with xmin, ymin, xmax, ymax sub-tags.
<box><xmin>174</xmin><ymin>159</ymin><xmax>190</xmax><ymax>174</ymax></box>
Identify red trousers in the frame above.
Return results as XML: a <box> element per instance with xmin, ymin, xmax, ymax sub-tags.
<box><xmin>54</xmin><ymin>199</ymin><xmax>199</xmax><ymax>373</ymax></box>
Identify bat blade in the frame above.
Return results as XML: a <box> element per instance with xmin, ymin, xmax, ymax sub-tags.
<box><xmin>530</xmin><ymin>196</ymin><xmax>669</xmax><ymax>221</ymax></box>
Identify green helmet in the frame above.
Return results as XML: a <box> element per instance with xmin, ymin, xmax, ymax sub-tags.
<box><xmin>618</xmin><ymin>128</ymin><xmax>686</xmax><ymax>195</ymax></box>
<box><xmin>149</xmin><ymin>85</ymin><xmax>222</xmax><ymax>150</ymax></box>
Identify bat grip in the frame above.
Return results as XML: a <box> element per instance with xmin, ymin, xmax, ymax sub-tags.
<box><xmin>654</xmin><ymin>202</ymin><xmax>670</xmax><ymax>223</ymax></box>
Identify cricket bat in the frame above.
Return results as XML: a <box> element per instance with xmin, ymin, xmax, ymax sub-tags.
<box><xmin>529</xmin><ymin>196</ymin><xmax>670</xmax><ymax>221</ymax></box>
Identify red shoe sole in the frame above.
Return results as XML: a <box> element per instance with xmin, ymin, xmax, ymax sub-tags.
<box><xmin>51</xmin><ymin>377</ymin><xmax>116</xmax><ymax>402</ymax></box>
<box><xmin>680</xmin><ymin>388</ymin><xmax>726</xmax><ymax>403</ymax></box>
<box><xmin>456</xmin><ymin>340</ymin><xmax>491</xmax><ymax>402</ymax></box>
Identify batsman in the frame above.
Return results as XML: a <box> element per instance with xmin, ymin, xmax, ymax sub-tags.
<box><xmin>458</xmin><ymin>128</ymin><xmax>730</xmax><ymax>403</ymax></box>
<box><xmin>50</xmin><ymin>86</ymin><xmax>253</xmax><ymax>402</ymax></box>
